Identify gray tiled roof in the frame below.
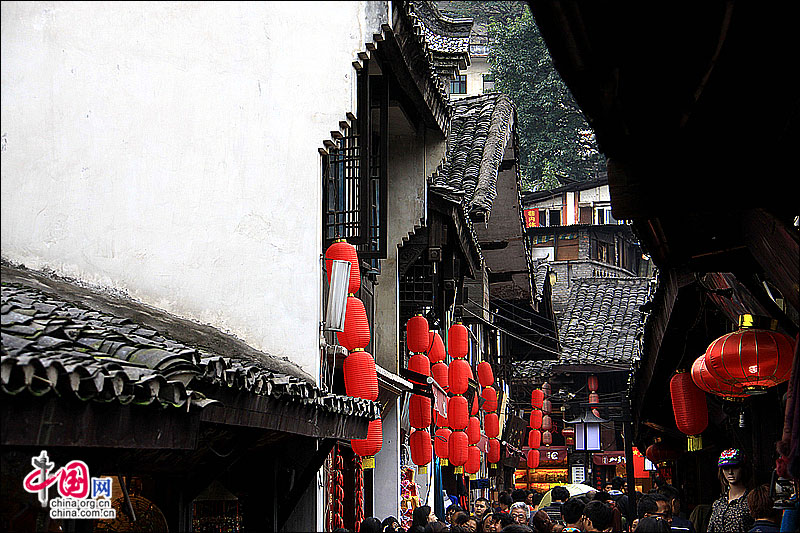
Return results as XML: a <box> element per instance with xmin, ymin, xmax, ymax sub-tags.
<box><xmin>430</xmin><ymin>93</ymin><xmax>516</xmax><ymax>217</ymax></box>
<box><xmin>514</xmin><ymin>277</ymin><xmax>655</xmax><ymax>378</ymax></box>
<box><xmin>1</xmin><ymin>276</ymin><xmax>379</xmax><ymax>420</ymax></box>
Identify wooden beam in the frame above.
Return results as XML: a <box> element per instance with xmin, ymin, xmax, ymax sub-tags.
<box><xmin>277</xmin><ymin>438</ymin><xmax>337</xmax><ymax>531</ymax></box>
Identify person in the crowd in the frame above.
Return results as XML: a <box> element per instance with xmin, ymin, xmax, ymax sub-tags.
<box><xmin>360</xmin><ymin>517</ymin><xmax>384</xmax><ymax>533</ymax></box>
<box><xmin>409</xmin><ymin>505</ymin><xmax>437</xmax><ymax>533</ymax></box>
<box><xmin>633</xmin><ymin>493</ymin><xmax>668</xmax><ymax>531</ymax></box>
<box><xmin>481</xmin><ymin>511</ymin><xmax>496</xmax><ymax>533</ymax></box>
<box><xmin>510</xmin><ymin>502</ymin><xmax>530</xmax><ymax>525</ymax></box>
<box><xmin>501</xmin><ymin>524</ymin><xmax>533</xmax><ymax>532</ymax></box>
<box><xmin>559</xmin><ymin>497</ymin><xmax>585</xmax><ymax>532</ymax></box>
<box><xmin>464</xmin><ymin>515</ymin><xmax>479</xmax><ymax>532</ymax></box>
<box><xmin>529</xmin><ymin>509</ymin><xmax>553</xmax><ymax>533</ymax></box>
<box><xmin>707</xmin><ymin>448</ymin><xmax>755</xmax><ymax>532</ymax></box>
<box><xmin>582</xmin><ymin>500</ymin><xmax>614</xmax><ymax>532</ymax></box>
<box><xmin>541</xmin><ymin>486</ymin><xmax>570</xmax><ymax>524</ymax></box>
<box><xmin>382</xmin><ymin>516</ymin><xmax>402</xmax><ymax>532</ymax></box>
<box><xmin>609</xmin><ymin>476</ymin><xmax>631</xmax><ymax>522</ymax></box>
<box><xmin>452</xmin><ymin>511</ymin><xmax>469</xmax><ymax>529</ymax></box>
<box><xmin>493</xmin><ymin>512</ymin><xmax>516</xmax><ymax>531</ymax></box>
<box><xmin>660</xmin><ymin>485</ymin><xmax>695</xmax><ymax>532</ymax></box>
<box><xmin>448</xmin><ymin>505</ymin><xmax>464</xmax><ymax>525</ymax></box>
<box><xmin>498</xmin><ymin>492</ymin><xmax>514</xmax><ymax>514</ymax></box>
<box><xmin>592</xmin><ymin>491</ymin><xmax>623</xmax><ymax>532</ymax></box>
<box><xmin>474</xmin><ymin>497</ymin><xmax>492</xmax><ymax>522</ymax></box>
<box><xmin>634</xmin><ymin>516</ymin><xmax>671</xmax><ymax>532</ymax></box>
<box><xmin>746</xmin><ymin>483</ymin><xmax>781</xmax><ymax>532</ymax></box>
<box><xmin>423</xmin><ymin>520</ymin><xmax>447</xmax><ymax>533</ymax></box>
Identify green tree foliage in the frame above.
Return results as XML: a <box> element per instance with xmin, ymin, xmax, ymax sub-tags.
<box><xmin>488</xmin><ymin>8</ymin><xmax>605</xmax><ymax>190</ymax></box>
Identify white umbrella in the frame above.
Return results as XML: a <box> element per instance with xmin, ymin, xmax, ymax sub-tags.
<box><xmin>536</xmin><ymin>483</ymin><xmax>596</xmax><ymax>509</ymax></box>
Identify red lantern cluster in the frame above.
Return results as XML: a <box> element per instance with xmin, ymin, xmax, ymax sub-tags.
<box><xmin>702</xmin><ymin>319</ymin><xmax>796</xmax><ymax>394</ymax></box>
<box><xmin>670</xmin><ymin>371</ymin><xmax>708</xmax><ymax>451</ymax></box>
<box><xmin>328</xmin><ymin>241</ymin><xmax>382</xmax><ymax>460</ymax></box>
<box><xmin>526</xmin><ymin>383</ymin><xmax>549</xmax><ymax>472</ymax></box>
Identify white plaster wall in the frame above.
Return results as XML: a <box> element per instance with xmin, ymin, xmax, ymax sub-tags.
<box><xmin>1</xmin><ymin>1</ymin><xmax>386</xmax><ymax>381</ymax></box>
<box><xmin>455</xmin><ymin>55</ymin><xmax>489</xmax><ymax>99</ymax></box>
<box><xmin>578</xmin><ymin>184</ymin><xmax>611</xmax><ymax>204</ymax></box>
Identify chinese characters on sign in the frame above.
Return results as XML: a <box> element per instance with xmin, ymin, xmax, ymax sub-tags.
<box><xmin>23</xmin><ymin>451</ymin><xmax>116</xmax><ymax>520</ymax></box>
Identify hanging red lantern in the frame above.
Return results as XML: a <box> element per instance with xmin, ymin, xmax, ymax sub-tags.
<box><xmin>466</xmin><ymin>417</ymin><xmax>481</xmax><ymax>445</ymax></box>
<box><xmin>470</xmin><ymin>392</ymin><xmax>479</xmax><ymax>416</ymax></box>
<box><xmin>434</xmin><ymin>410</ymin><xmax>448</xmax><ymax>429</ymax></box>
<box><xmin>448</xmin><ymin>395</ymin><xmax>469</xmax><ymax>430</ymax></box>
<box><xmin>465</xmin><ymin>445</ymin><xmax>481</xmax><ymax>474</ymax></box>
<box><xmin>481</xmin><ymin>386</ymin><xmax>498</xmax><ymax>412</ymax></box>
<box><xmin>408</xmin><ymin>353</ymin><xmax>431</xmax><ymax>378</ymax></box>
<box><xmin>448</xmin><ymin>323</ymin><xmax>469</xmax><ymax>358</ymax></box>
<box><xmin>528</xmin><ymin>429</ymin><xmax>541</xmax><ymax>449</ymax></box>
<box><xmin>589</xmin><ymin>392</ymin><xmax>599</xmax><ymax>405</ymax></box>
<box><xmin>406</xmin><ymin>315</ymin><xmax>430</xmax><ymax>353</ymax></box>
<box><xmin>352</xmin><ymin>418</ymin><xmax>382</xmax><ymax>457</ymax></box>
<box><xmin>704</xmin><ymin>319</ymin><xmax>796</xmax><ymax>394</ymax></box>
<box><xmin>527</xmin><ymin>449</ymin><xmax>540</xmax><ymax>469</ymax></box>
<box><xmin>337</xmin><ymin>296</ymin><xmax>370</xmax><ymax>351</ymax></box>
<box><xmin>691</xmin><ymin>355</ymin><xmax>747</xmax><ymax>399</ymax></box>
<box><xmin>431</xmin><ymin>361</ymin><xmax>449</xmax><ymax>392</ymax></box>
<box><xmin>325</xmin><ymin>240</ymin><xmax>360</xmax><ymax>294</ymax></box>
<box><xmin>542</xmin><ymin>398</ymin><xmax>552</xmax><ymax>414</ymax></box>
<box><xmin>646</xmin><ymin>439</ymin><xmax>680</xmax><ymax>464</ymax></box>
<box><xmin>542</xmin><ymin>382</ymin><xmax>552</xmax><ymax>397</ymax></box>
<box><xmin>409</xmin><ymin>394</ymin><xmax>432</xmax><ymax>429</ymax></box>
<box><xmin>435</xmin><ymin>428</ymin><xmax>451</xmax><ymax>463</ymax></box>
<box><xmin>485</xmin><ymin>413</ymin><xmax>499</xmax><ymax>438</ymax></box>
<box><xmin>448</xmin><ymin>430</ymin><xmax>469</xmax><ymax>466</ymax></box>
<box><xmin>562</xmin><ymin>427</ymin><xmax>575</xmax><ymax>447</ymax></box>
<box><xmin>541</xmin><ymin>414</ymin><xmax>553</xmax><ymax>432</ymax></box>
<box><xmin>588</xmin><ymin>374</ymin><xmax>599</xmax><ymax>392</ymax></box>
<box><xmin>531</xmin><ymin>389</ymin><xmax>544</xmax><ymax>409</ymax></box>
<box><xmin>449</xmin><ymin>359</ymin><xmax>471</xmax><ymax>395</ymax></box>
<box><xmin>428</xmin><ymin>332</ymin><xmax>446</xmax><ymax>363</ymax></box>
<box><xmin>488</xmin><ymin>438</ymin><xmax>501</xmax><ymax>463</ymax></box>
<box><xmin>542</xmin><ymin>430</ymin><xmax>553</xmax><ymax>446</ymax></box>
<box><xmin>529</xmin><ymin>409</ymin><xmax>543</xmax><ymax>429</ymax></box>
<box><xmin>343</xmin><ymin>349</ymin><xmax>378</xmax><ymax>401</ymax></box>
<box><xmin>477</xmin><ymin>362</ymin><xmax>494</xmax><ymax>387</ymax></box>
<box><xmin>410</xmin><ymin>429</ymin><xmax>432</xmax><ymax>466</ymax></box>
<box><xmin>670</xmin><ymin>371</ymin><xmax>708</xmax><ymax>451</ymax></box>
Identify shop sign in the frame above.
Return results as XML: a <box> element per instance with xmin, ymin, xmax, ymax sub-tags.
<box><xmin>523</xmin><ymin>209</ymin><xmax>539</xmax><ymax>228</ymax></box>
<box><xmin>539</xmin><ymin>447</ymin><xmax>568</xmax><ymax>466</ymax></box>
<box><xmin>593</xmin><ymin>451</ymin><xmax>625</xmax><ymax>465</ymax></box>
<box><xmin>571</xmin><ymin>466</ymin><xmax>585</xmax><ymax>484</ymax></box>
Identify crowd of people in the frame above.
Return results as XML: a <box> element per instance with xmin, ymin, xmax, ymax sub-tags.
<box><xmin>336</xmin><ymin>448</ymin><xmax>782</xmax><ymax>533</ymax></box>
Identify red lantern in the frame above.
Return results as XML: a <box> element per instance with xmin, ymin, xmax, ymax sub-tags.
<box><xmin>448</xmin><ymin>396</ymin><xmax>469</xmax><ymax>430</ymax></box>
<box><xmin>527</xmin><ymin>449</ymin><xmax>540</xmax><ymax>469</ymax></box>
<box><xmin>409</xmin><ymin>394</ymin><xmax>432</xmax><ymax>429</ymax></box>
<box><xmin>325</xmin><ymin>240</ymin><xmax>360</xmax><ymax>294</ymax></box>
<box><xmin>541</xmin><ymin>414</ymin><xmax>553</xmax><ymax>432</ymax></box>
<box><xmin>529</xmin><ymin>409</ymin><xmax>543</xmax><ymax>429</ymax></box>
<box><xmin>465</xmin><ymin>445</ymin><xmax>481</xmax><ymax>474</ymax></box>
<box><xmin>434</xmin><ymin>410</ymin><xmax>448</xmax><ymax>429</ymax></box>
<box><xmin>528</xmin><ymin>429</ymin><xmax>541</xmax><ymax>449</ymax></box>
<box><xmin>466</xmin><ymin>417</ymin><xmax>481</xmax><ymax>445</ymax></box>
<box><xmin>646</xmin><ymin>440</ymin><xmax>679</xmax><ymax>464</ymax></box>
<box><xmin>432</xmin><ymin>362</ymin><xmax>449</xmax><ymax>392</ymax></box>
<box><xmin>477</xmin><ymin>362</ymin><xmax>494</xmax><ymax>387</ymax></box>
<box><xmin>435</xmin><ymin>428</ymin><xmax>451</xmax><ymax>459</ymax></box>
<box><xmin>449</xmin><ymin>430</ymin><xmax>469</xmax><ymax>466</ymax></box>
<box><xmin>562</xmin><ymin>427</ymin><xmax>575</xmax><ymax>447</ymax></box>
<box><xmin>449</xmin><ymin>359</ymin><xmax>471</xmax><ymax>395</ymax></box>
<box><xmin>485</xmin><ymin>413</ymin><xmax>499</xmax><ymax>438</ymax></box>
<box><xmin>531</xmin><ymin>389</ymin><xmax>544</xmax><ymax>409</ymax></box>
<box><xmin>542</xmin><ymin>382</ymin><xmax>552</xmax><ymax>397</ymax></box>
<box><xmin>408</xmin><ymin>353</ymin><xmax>431</xmax><ymax>378</ymax></box>
<box><xmin>343</xmin><ymin>349</ymin><xmax>378</xmax><ymax>401</ymax></box>
<box><xmin>542</xmin><ymin>398</ymin><xmax>552</xmax><ymax>414</ymax></box>
<box><xmin>470</xmin><ymin>392</ymin><xmax>479</xmax><ymax>416</ymax></box>
<box><xmin>542</xmin><ymin>430</ymin><xmax>553</xmax><ymax>446</ymax></box>
<box><xmin>704</xmin><ymin>322</ymin><xmax>796</xmax><ymax>393</ymax></box>
<box><xmin>406</xmin><ymin>315</ymin><xmax>430</xmax><ymax>353</ymax></box>
<box><xmin>588</xmin><ymin>392</ymin><xmax>599</xmax><ymax>405</ymax></box>
<box><xmin>481</xmin><ymin>386</ymin><xmax>498</xmax><ymax>412</ymax></box>
<box><xmin>448</xmin><ymin>323</ymin><xmax>469</xmax><ymax>358</ymax></box>
<box><xmin>428</xmin><ymin>332</ymin><xmax>446</xmax><ymax>363</ymax></box>
<box><xmin>488</xmin><ymin>438</ymin><xmax>501</xmax><ymax>463</ymax></box>
<box><xmin>410</xmin><ymin>430</ymin><xmax>432</xmax><ymax>466</ymax></box>
<box><xmin>337</xmin><ymin>296</ymin><xmax>370</xmax><ymax>351</ymax></box>
<box><xmin>691</xmin><ymin>355</ymin><xmax>747</xmax><ymax>399</ymax></box>
<box><xmin>352</xmin><ymin>418</ymin><xmax>382</xmax><ymax>457</ymax></box>
<box><xmin>588</xmin><ymin>375</ymin><xmax>599</xmax><ymax>392</ymax></box>
<box><xmin>670</xmin><ymin>371</ymin><xmax>708</xmax><ymax>451</ymax></box>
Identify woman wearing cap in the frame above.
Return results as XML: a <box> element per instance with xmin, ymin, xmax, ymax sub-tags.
<box><xmin>707</xmin><ymin>448</ymin><xmax>755</xmax><ymax>532</ymax></box>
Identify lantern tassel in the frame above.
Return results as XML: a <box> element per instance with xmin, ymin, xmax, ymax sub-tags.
<box><xmin>687</xmin><ymin>435</ymin><xmax>703</xmax><ymax>452</ymax></box>
<box><xmin>441</xmin><ymin>459</ymin><xmax>449</xmax><ymax>466</ymax></box>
